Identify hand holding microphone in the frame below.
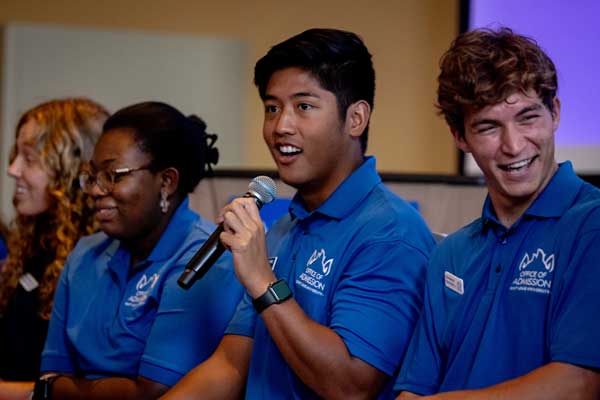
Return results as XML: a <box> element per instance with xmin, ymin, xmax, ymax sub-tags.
<box><xmin>178</xmin><ymin>176</ymin><xmax>277</xmax><ymax>289</ymax></box>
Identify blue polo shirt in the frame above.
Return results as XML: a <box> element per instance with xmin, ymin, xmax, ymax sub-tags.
<box><xmin>394</xmin><ymin>161</ymin><xmax>600</xmax><ymax>395</ymax></box>
<box><xmin>41</xmin><ymin>198</ymin><xmax>243</xmax><ymax>387</ymax></box>
<box><xmin>226</xmin><ymin>156</ymin><xmax>435</xmax><ymax>399</ymax></box>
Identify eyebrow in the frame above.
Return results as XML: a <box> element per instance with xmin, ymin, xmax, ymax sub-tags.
<box><xmin>469</xmin><ymin>104</ymin><xmax>545</xmax><ymax>128</ymax></box>
<box><xmin>89</xmin><ymin>158</ymin><xmax>117</xmax><ymax>170</ymax></box>
<box><xmin>263</xmin><ymin>91</ymin><xmax>322</xmax><ymax>101</ymax></box>
<box><xmin>515</xmin><ymin>104</ymin><xmax>544</xmax><ymax>117</ymax></box>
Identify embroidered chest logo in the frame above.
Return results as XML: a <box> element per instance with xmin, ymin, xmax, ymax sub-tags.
<box><xmin>125</xmin><ymin>273</ymin><xmax>160</xmax><ymax>308</ymax></box>
<box><xmin>296</xmin><ymin>249</ymin><xmax>334</xmax><ymax>296</ymax></box>
<box><xmin>509</xmin><ymin>248</ymin><xmax>555</xmax><ymax>295</ymax></box>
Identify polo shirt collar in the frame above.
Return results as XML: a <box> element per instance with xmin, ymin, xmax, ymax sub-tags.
<box><xmin>289</xmin><ymin>156</ymin><xmax>381</xmax><ymax>220</ymax></box>
<box><xmin>482</xmin><ymin>161</ymin><xmax>583</xmax><ymax>225</ymax></box>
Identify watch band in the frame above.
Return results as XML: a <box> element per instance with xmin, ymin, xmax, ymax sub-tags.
<box><xmin>32</xmin><ymin>374</ymin><xmax>60</xmax><ymax>400</ymax></box>
<box><xmin>252</xmin><ymin>279</ymin><xmax>292</xmax><ymax>314</ymax></box>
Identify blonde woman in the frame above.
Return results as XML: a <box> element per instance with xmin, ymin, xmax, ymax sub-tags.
<box><xmin>0</xmin><ymin>99</ymin><xmax>108</xmax><ymax>396</ymax></box>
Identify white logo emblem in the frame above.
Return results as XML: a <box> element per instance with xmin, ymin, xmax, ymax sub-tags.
<box><xmin>296</xmin><ymin>248</ymin><xmax>334</xmax><ymax>296</ymax></box>
<box><xmin>510</xmin><ymin>248</ymin><xmax>555</xmax><ymax>295</ymax></box>
<box><xmin>125</xmin><ymin>273</ymin><xmax>159</xmax><ymax>307</ymax></box>
<box><xmin>307</xmin><ymin>249</ymin><xmax>334</xmax><ymax>276</ymax></box>
<box><xmin>519</xmin><ymin>248</ymin><xmax>555</xmax><ymax>273</ymax></box>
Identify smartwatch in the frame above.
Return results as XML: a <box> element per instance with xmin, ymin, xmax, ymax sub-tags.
<box><xmin>32</xmin><ymin>374</ymin><xmax>60</xmax><ymax>400</ymax></box>
<box><xmin>252</xmin><ymin>279</ymin><xmax>292</xmax><ymax>313</ymax></box>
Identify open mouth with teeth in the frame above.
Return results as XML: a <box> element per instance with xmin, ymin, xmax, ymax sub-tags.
<box><xmin>278</xmin><ymin>145</ymin><xmax>302</xmax><ymax>156</ymax></box>
<box><xmin>499</xmin><ymin>156</ymin><xmax>538</xmax><ymax>172</ymax></box>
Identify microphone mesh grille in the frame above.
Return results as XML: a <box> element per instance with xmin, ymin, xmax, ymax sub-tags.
<box><xmin>248</xmin><ymin>176</ymin><xmax>277</xmax><ymax>204</ymax></box>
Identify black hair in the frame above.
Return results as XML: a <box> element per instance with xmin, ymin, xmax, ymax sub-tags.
<box><xmin>254</xmin><ymin>28</ymin><xmax>375</xmax><ymax>153</ymax></box>
<box><xmin>102</xmin><ymin>101</ymin><xmax>219</xmax><ymax>195</ymax></box>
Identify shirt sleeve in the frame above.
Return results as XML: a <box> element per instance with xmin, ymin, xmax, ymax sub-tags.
<box><xmin>139</xmin><ymin>250</ymin><xmax>244</xmax><ymax>387</ymax></box>
<box><xmin>40</xmin><ymin>255</ymin><xmax>77</xmax><ymax>374</ymax></box>
<box><xmin>550</xmin><ymin>209</ymin><xmax>600</xmax><ymax>369</ymax></box>
<box><xmin>393</xmin><ymin>247</ymin><xmax>448</xmax><ymax>396</ymax></box>
<box><xmin>330</xmin><ymin>238</ymin><xmax>429</xmax><ymax>377</ymax></box>
<box><xmin>224</xmin><ymin>291</ymin><xmax>257</xmax><ymax>338</ymax></box>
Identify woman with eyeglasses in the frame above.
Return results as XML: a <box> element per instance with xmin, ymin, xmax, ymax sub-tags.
<box><xmin>0</xmin><ymin>98</ymin><xmax>108</xmax><ymax>398</ymax></box>
<box><xmin>34</xmin><ymin>101</ymin><xmax>243</xmax><ymax>400</ymax></box>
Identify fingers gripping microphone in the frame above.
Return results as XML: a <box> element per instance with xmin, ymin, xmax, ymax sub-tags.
<box><xmin>178</xmin><ymin>176</ymin><xmax>277</xmax><ymax>289</ymax></box>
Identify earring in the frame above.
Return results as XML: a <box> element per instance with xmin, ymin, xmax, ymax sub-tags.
<box><xmin>160</xmin><ymin>190</ymin><xmax>170</xmax><ymax>214</ymax></box>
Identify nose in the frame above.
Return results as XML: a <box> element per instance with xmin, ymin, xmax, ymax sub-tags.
<box><xmin>7</xmin><ymin>156</ymin><xmax>22</xmax><ymax>179</ymax></box>
<box><xmin>500</xmin><ymin>125</ymin><xmax>526</xmax><ymax>155</ymax></box>
<box><xmin>86</xmin><ymin>178</ymin><xmax>108</xmax><ymax>198</ymax></box>
<box><xmin>273</xmin><ymin>107</ymin><xmax>296</xmax><ymax>136</ymax></box>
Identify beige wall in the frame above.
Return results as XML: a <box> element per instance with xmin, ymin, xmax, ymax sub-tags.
<box><xmin>0</xmin><ymin>0</ymin><xmax>459</xmax><ymax>174</ymax></box>
<box><xmin>190</xmin><ymin>177</ymin><xmax>487</xmax><ymax>235</ymax></box>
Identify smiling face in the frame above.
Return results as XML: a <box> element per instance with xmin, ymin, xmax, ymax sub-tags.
<box><xmin>262</xmin><ymin>67</ymin><xmax>365</xmax><ymax>209</ymax></box>
<box><xmin>89</xmin><ymin>128</ymin><xmax>166</xmax><ymax>244</ymax></box>
<box><xmin>7</xmin><ymin>120</ymin><xmax>52</xmax><ymax>216</ymax></box>
<box><xmin>455</xmin><ymin>90</ymin><xmax>560</xmax><ymax>221</ymax></box>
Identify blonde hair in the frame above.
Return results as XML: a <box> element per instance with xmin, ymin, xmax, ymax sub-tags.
<box><xmin>0</xmin><ymin>98</ymin><xmax>109</xmax><ymax>319</ymax></box>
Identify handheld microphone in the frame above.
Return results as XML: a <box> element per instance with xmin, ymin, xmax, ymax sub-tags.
<box><xmin>178</xmin><ymin>176</ymin><xmax>277</xmax><ymax>289</ymax></box>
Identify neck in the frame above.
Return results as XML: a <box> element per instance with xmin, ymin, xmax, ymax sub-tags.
<box><xmin>494</xmin><ymin>204</ymin><xmax>528</xmax><ymax>228</ymax></box>
<box><xmin>491</xmin><ymin>162</ymin><xmax>558</xmax><ymax>228</ymax></box>
<box><xmin>299</xmin><ymin>154</ymin><xmax>364</xmax><ymax>211</ymax></box>
<box><xmin>125</xmin><ymin>199</ymin><xmax>181</xmax><ymax>267</ymax></box>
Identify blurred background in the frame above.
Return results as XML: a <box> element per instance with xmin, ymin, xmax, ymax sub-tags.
<box><xmin>0</xmin><ymin>0</ymin><xmax>598</xmax><ymax>233</ymax></box>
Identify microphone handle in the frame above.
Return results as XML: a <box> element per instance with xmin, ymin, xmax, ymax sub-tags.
<box><xmin>177</xmin><ymin>193</ymin><xmax>266</xmax><ymax>290</ymax></box>
<box><xmin>178</xmin><ymin>224</ymin><xmax>226</xmax><ymax>289</ymax></box>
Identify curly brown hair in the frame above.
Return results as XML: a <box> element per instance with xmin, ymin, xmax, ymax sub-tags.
<box><xmin>437</xmin><ymin>27</ymin><xmax>558</xmax><ymax>138</ymax></box>
<box><xmin>0</xmin><ymin>98</ymin><xmax>109</xmax><ymax>319</ymax></box>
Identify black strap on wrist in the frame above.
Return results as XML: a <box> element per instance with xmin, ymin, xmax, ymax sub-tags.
<box><xmin>252</xmin><ymin>279</ymin><xmax>292</xmax><ymax>313</ymax></box>
<box><xmin>32</xmin><ymin>374</ymin><xmax>60</xmax><ymax>400</ymax></box>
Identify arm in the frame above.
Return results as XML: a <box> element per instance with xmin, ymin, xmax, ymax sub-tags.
<box><xmin>0</xmin><ymin>381</ymin><xmax>34</xmax><ymax>400</ymax></box>
<box><xmin>218</xmin><ymin>197</ymin><xmax>406</xmax><ymax>399</ymax></box>
<box><xmin>50</xmin><ymin>375</ymin><xmax>167</xmax><ymax>399</ymax></box>
<box><xmin>398</xmin><ymin>392</ymin><xmax>421</xmax><ymax>400</ymax></box>
<box><xmin>162</xmin><ymin>334</ymin><xmax>253</xmax><ymax>400</ymax></box>
<box><xmin>397</xmin><ymin>362</ymin><xmax>600</xmax><ymax>400</ymax></box>
<box><xmin>261</xmin><ymin>296</ymin><xmax>388</xmax><ymax>399</ymax></box>
<box><xmin>0</xmin><ymin>376</ymin><xmax>167</xmax><ymax>400</ymax></box>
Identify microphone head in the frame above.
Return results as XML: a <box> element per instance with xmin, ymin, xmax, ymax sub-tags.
<box><xmin>248</xmin><ymin>176</ymin><xmax>277</xmax><ymax>205</ymax></box>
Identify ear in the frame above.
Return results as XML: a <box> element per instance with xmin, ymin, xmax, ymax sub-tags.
<box><xmin>346</xmin><ymin>100</ymin><xmax>371</xmax><ymax>139</ymax></box>
<box><xmin>452</xmin><ymin>127</ymin><xmax>471</xmax><ymax>153</ymax></box>
<box><xmin>551</xmin><ymin>96</ymin><xmax>561</xmax><ymax>132</ymax></box>
<box><xmin>160</xmin><ymin>167</ymin><xmax>180</xmax><ymax>196</ymax></box>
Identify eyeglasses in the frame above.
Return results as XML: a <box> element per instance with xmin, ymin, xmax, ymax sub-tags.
<box><xmin>79</xmin><ymin>165</ymin><xmax>151</xmax><ymax>194</ymax></box>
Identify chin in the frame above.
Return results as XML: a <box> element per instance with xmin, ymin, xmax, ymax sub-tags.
<box><xmin>15</xmin><ymin>205</ymin><xmax>46</xmax><ymax>217</ymax></box>
<box><xmin>98</xmin><ymin>224</ymin><xmax>120</xmax><ymax>238</ymax></box>
<box><xmin>503</xmin><ymin>181</ymin><xmax>542</xmax><ymax>201</ymax></box>
<box><xmin>277</xmin><ymin>171</ymin><xmax>307</xmax><ymax>189</ymax></box>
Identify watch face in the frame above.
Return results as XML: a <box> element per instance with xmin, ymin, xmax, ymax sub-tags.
<box><xmin>271</xmin><ymin>279</ymin><xmax>292</xmax><ymax>301</ymax></box>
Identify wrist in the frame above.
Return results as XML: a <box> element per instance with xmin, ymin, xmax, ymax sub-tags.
<box><xmin>244</xmin><ymin>264</ymin><xmax>277</xmax><ymax>299</ymax></box>
<box><xmin>32</xmin><ymin>374</ymin><xmax>60</xmax><ymax>400</ymax></box>
<box><xmin>252</xmin><ymin>279</ymin><xmax>293</xmax><ymax>313</ymax></box>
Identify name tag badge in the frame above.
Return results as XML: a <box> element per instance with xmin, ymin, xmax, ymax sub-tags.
<box><xmin>19</xmin><ymin>273</ymin><xmax>39</xmax><ymax>292</ymax></box>
<box><xmin>444</xmin><ymin>271</ymin><xmax>464</xmax><ymax>295</ymax></box>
